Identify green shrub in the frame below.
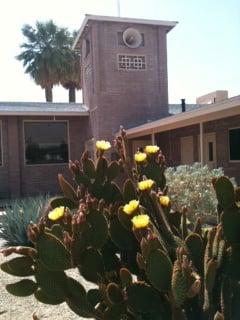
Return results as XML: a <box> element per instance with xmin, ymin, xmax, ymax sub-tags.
<box><xmin>166</xmin><ymin>163</ymin><xmax>235</xmax><ymax>220</ymax></box>
<box><xmin>0</xmin><ymin>195</ymin><xmax>48</xmax><ymax>246</ymax></box>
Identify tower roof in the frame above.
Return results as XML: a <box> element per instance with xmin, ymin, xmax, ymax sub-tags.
<box><xmin>73</xmin><ymin>14</ymin><xmax>178</xmax><ymax>49</ymax></box>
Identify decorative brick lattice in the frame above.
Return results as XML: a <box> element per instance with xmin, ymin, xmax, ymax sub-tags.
<box><xmin>118</xmin><ymin>54</ymin><xmax>146</xmax><ymax>70</ymax></box>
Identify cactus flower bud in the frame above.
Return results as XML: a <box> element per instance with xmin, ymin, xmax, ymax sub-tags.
<box><xmin>146</xmin><ymin>230</ymin><xmax>157</xmax><ymax>241</ymax></box>
<box><xmin>186</xmin><ymin>279</ymin><xmax>201</xmax><ymax>298</ymax></box>
<box><xmin>63</xmin><ymin>231</ymin><xmax>73</xmax><ymax>250</ymax></box>
<box><xmin>68</xmin><ymin>160</ymin><xmax>78</xmax><ymax>174</ymax></box>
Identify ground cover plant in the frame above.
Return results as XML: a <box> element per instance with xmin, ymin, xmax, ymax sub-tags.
<box><xmin>0</xmin><ymin>195</ymin><xmax>48</xmax><ymax>246</ymax></box>
<box><xmin>1</xmin><ymin>129</ymin><xmax>240</xmax><ymax>320</ymax></box>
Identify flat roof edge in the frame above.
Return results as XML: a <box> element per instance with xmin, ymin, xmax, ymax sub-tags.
<box><xmin>126</xmin><ymin>96</ymin><xmax>240</xmax><ymax>138</ymax></box>
<box><xmin>73</xmin><ymin>14</ymin><xmax>178</xmax><ymax>49</ymax></box>
<box><xmin>0</xmin><ymin>112</ymin><xmax>89</xmax><ymax>116</ymax></box>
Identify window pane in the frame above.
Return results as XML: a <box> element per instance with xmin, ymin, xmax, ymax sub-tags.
<box><xmin>208</xmin><ymin>142</ymin><xmax>213</xmax><ymax>162</ymax></box>
<box><xmin>24</xmin><ymin>122</ymin><xmax>68</xmax><ymax>165</ymax></box>
<box><xmin>229</xmin><ymin>128</ymin><xmax>240</xmax><ymax>160</ymax></box>
<box><xmin>0</xmin><ymin>123</ymin><xmax>2</xmax><ymax>166</ymax></box>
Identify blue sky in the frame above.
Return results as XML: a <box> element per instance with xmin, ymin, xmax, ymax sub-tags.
<box><xmin>0</xmin><ymin>0</ymin><xmax>239</xmax><ymax>103</ymax></box>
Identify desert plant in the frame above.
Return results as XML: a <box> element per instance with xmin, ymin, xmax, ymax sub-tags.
<box><xmin>1</xmin><ymin>131</ymin><xmax>240</xmax><ymax>320</ymax></box>
<box><xmin>165</xmin><ymin>163</ymin><xmax>235</xmax><ymax>220</ymax></box>
<box><xmin>0</xmin><ymin>195</ymin><xmax>48</xmax><ymax>246</ymax></box>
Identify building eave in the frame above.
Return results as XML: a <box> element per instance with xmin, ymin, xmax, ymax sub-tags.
<box><xmin>126</xmin><ymin>95</ymin><xmax>240</xmax><ymax>139</ymax></box>
<box><xmin>0</xmin><ymin>111</ymin><xmax>89</xmax><ymax>116</ymax></box>
<box><xmin>0</xmin><ymin>102</ymin><xmax>89</xmax><ymax>116</ymax></box>
<box><xmin>73</xmin><ymin>14</ymin><xmax>178</xmax><ymax>49</ymax></box>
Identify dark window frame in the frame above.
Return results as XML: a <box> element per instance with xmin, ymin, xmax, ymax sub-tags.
<box><xmin>228</xmin><ymin>127</ymin><xmax>240</xmax><ymax>161</ymax></box>
<box><xmin>0</xmin><ymin>121</ymin><xmax>2</xmax><ymax>167</ymax></box>
<box><xmin>23</xmin><ymin>120</ymin><xmax>70</xmax><ymax>166</ymax></box>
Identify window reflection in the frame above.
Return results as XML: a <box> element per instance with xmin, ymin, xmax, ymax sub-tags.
<box><xmin>229</xmin><ymin>128</ymin><xmax>240</xmax><ymax>161</ymax></box>
<box><xmin>24</xmin><ymin>122</ymin><xmax>68</xmax><ymax>165</ymax></box>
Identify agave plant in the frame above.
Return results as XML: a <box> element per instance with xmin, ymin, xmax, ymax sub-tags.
<box><xmin>0</xmin><ymin>195</ymin><xmax>48</xmax><ymax>246</ymax></box>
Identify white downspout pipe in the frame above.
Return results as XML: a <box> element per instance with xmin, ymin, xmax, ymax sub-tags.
<box><xmin>151</xmin><ymin>132</ymin><xmax>155</xmax><ymax>145</ymax></box>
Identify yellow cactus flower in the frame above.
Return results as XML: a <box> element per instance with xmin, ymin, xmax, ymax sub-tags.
<box><xmin>145</xmin><ymin>145</ymin><xmax>160</xmax><ymax>154</ymax></box>
<box><xmin>123</xmin><ymin>200</ymin><xmax>139</xmax><ymax>215</ymax></box>
<box><xmin>48</xmin><ymin>206</ymin><xmax>65</xmax><ymax>221</ymax></box>
<box><xmin>134</xmin><ymin>152</ymin><xmax>147</xmax><ymax>163</ymax></box>
<box><xmin>159</xmin><ymin>196</ymin><xmax>170</xmax><ymax>207</ymax></box>
<box><xmin>131</xmin><ymin>214</ymin><xmax>150</xmax><ymax>229</ymax></box>
<box><xmin>96</xmin><ymin>140</ymin><xmax>111</xmax><ymax>151</ymax></box>
<box><xmin>138</xmin><ymin>179</ymin><xmax>154</xmax><ymax>191</ymax></box>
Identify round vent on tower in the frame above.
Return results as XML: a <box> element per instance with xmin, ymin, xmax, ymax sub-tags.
<box><xmin>123</xmin><ymin>28</ymin><xmax>142</xmax><ymax>48</ymax></box>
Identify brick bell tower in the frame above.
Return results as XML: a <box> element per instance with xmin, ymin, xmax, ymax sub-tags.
<box><xmin>73</xmin><ymin>15</ymin><xmax>177</xmax><ymax>141</ymax></box>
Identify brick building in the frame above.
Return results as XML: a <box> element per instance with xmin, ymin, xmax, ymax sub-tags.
<box><xmin>126</xmin><ymin>92</ymin><xmax>240</xmax><ymax>183</ymax></box>
<box><xmin>0</xmin><ymin>15</ymin><xmax>239</xmax><ymax>198</ymax></box>
<box><xmin>73</xmin><ymin>15</ymin><xmax>177</xmax><ymax>140</ymax></box>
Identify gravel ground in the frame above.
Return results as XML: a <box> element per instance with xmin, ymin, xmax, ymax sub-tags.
<box><xmin>0</xmin><ymin>241</ymin><xmax>95</xmax><ymax>320</ymax></box>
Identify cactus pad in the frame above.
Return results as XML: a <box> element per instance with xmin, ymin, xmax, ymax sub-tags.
<box><xmin>1</xmin><ymin>256</ymin><xmax>34</xmax><ymax>277</ymax></box>
<box><xmin>87</xmin><ymin>210</ymin><xmax>108</xmax><ymax>249</ymax></box>
<box><xmin>106</xmin><ymin>283</ymin><xmax>123</xmax><ymax>305</ymax></box>
<box><xmin>185</xmin><ymin>233</ymin><xmax>203</xmax><ymax>271</ymax></box>
<box><xmin>6</xmin><ymin>279</ymin><xmax>37</xmax><ymax>297</ymax></box>
<box><xmin>50</xmin><ymin>196</ymin><xmax>76</xmax><ymax>210</ymax></box>
<box><xmin>123</xmin><ymin>179</ymin><xmax>137</xmax><ymax>203</ymax></box>
<box><xmin>127</xmin><ymin>282</ymin><xmax>163</xmax><ymax>313</ymax></box>
<box><xmin>109</xmin><ymin>216</ymin><xmax>138</xmax><ymax>250</ymax></box>
<box><xmin>36</xmin><ymin>232</ymin><xmax>71</xmax><ymax>271</ymax></box>
<box><xmin>146</xmin><ymin>249</ymin><xmax>172</xmax><ymax>292</ymax></box>
<box><xmin>79</xmin><ymin>248</ymin><xmax>105</xmax><ymax>283</ymax></box>
<box><xmin>34</xmin><ymin>288</ymin><xmax>64</xmax><ymax>305</ymax></box>
<box><xmin>58</xmin><ymin>174</ymin><xmax>78</xmax><ymax>202</ymax></box>
<box><xmin>215</xmin><ymin>176</ymin><xmax>235</xmax><ymax>210</ymax></box>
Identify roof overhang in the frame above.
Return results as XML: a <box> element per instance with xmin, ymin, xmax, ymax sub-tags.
<box><xmin>126</xmin><ymin>95</ymin><xmax>240</xmax><ymax>139</ymax></box>
<box><xmin>73</xmin><ymin>14</ymin><xmax>178</xmax><ymax>49</ymax></box>
<box><xmin>0</xmin><ymin>111</ymin><xmax>89</xmax><ymax>116</ymax></box>
<box><xmin>0</xmin><ymin>102</ymin><xmax>89</xmax><ymax>116</ymax></box>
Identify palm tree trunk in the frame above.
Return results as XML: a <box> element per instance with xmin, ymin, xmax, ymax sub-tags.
<box><xmin>69</xmin><ymin>87</ymin><xmax>76</xmax><ymax>103</ymax></box>
<box><xmin>45</xmin><ymin>86</ymin><xmax>53</xmax><ymax>102</ymax></box>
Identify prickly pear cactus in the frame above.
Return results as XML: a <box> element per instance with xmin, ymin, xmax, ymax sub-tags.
<box><xmin>1</xmin><ymin>129</ymin><xmax>240</xmax><ymax>320</ymax></box>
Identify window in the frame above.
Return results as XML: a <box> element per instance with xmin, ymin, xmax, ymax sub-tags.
<box><xmin>229</xmin><ymin>128</ymin><xmax>240</xmax><ymax>161</ymax></box>
<box><xmin>0</xmin><ymin>122</ymin><xmax>2</xmax><ymax>166</ymax></box>
<box><xmin>208</xmin><ymin>142</ymin><xmax>213</xmax><ymax>162</ymax></box>
<box><xmin>82</xmin><ymin>38</ymin><xmax>90</xmax><ymax>58</ymax></box>
<box><xmin>24</xmin><ymin>121</ymin><xmax>69</xmax><ymax>165</ymax></box>
<box><xmin>180</xmin><ymin>136</ymin><xmax>194</xmax><ymax>165</ymax></box>
<box><xmin>118</xmin><ymin>54</ymin><xmax>146</xmax><ymax>70</ymax></box>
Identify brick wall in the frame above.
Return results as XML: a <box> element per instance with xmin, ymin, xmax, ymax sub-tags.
<box><xmin>155</xmin><ymin>115</ymin><xmax>240</xmax><ymax>182</ymax></box>
<box><xmin>0</xmin><ymin>115</ymin><xmax>90</xmax><ymax>198</ymax></box>
<box><xmin>0</xmin><ymin>118</ymin><xmax>10</xmax><ymax>198</ymax></box>
<box><xmin>82</xmin><ymin>20</ymin><xmax>170</xmax><ymax>141</ymax></box>
<box><xmin>156</xmin><ymin>125</ymin><xmax>199</xmax><ymax>167</ymax></box>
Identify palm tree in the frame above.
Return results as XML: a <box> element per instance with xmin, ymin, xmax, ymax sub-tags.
<box><xmin>17</xmin><ymin>21</ymin><xmax>72</xmax><ymax>102</ymax></box>
<box><xmin>59</xmin><ymin>32</ymin><xmax>81</xmax><ymax>103</ymax></box>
